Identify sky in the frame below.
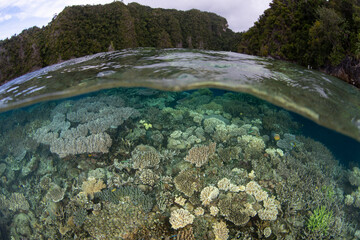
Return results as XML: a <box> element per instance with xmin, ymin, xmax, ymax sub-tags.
<box><xmin>0</xmin><ymin>0</ymin><xmax>271</xmax><ymax>40</ymax></box>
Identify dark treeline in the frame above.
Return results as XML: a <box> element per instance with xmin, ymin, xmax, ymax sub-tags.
<box><xmin>0</xmin><ymin>2</ymin><xmax>239</xmax><ymax>84</ymax></box>
<box><xmin>239</xmin><ymin>0</ymin><xmax>360</xmax><ymax>87</ymax></box>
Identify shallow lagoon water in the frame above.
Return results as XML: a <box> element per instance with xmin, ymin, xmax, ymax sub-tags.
<box><xmin>0</xmin><ymin>49</ymin><xmax>360</xmax><ymax>239</ymax></box>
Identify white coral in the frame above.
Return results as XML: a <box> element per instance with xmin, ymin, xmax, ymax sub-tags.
<box><xmin>169</xmin><ymin>209</ymin><xmax>195</xmax><ymax>229</ymax></box>
<box><xmin>200</xmin><ymin>186</ymin><xmax>219</xmax><ymax>206</ymax></box>
<box><xmin>218</xmin><ymin>178</ymin><xmax>231</xmax><ymax>191</ymax></box>
<box><xmin>213</xmin><ymin>221</ymin><xmax>229</xmax><ymax>240</ymax></box>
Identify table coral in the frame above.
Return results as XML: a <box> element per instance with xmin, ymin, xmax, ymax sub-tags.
<box><xmin>33</xmin><ymin>95</ymin><xmax>139</xmax><ymax>158</ymax></box>
<box><xmin>174</xmin><ymin>169</ymin><xmax>202</xmax><ymax>197</ymax></box>
<box><xmin>184</xmin><ymin>142</ymin><xmax>216</xmax><ymax>167</ymax></box>
<box><xmin>131</xmin><ymin>145</ymin><xmax>161</xmax><ymax>169</ymax></box>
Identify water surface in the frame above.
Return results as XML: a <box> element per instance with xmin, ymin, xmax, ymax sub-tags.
<box><xmin>0</xmin><ymin>49</ymin><xmax>360</xmax><ymax>240</ymax></box>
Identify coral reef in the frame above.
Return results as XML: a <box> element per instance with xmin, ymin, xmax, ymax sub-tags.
<box><xmin>84</xmin><ymin>200</ymin><xmax>155</xmax><ymax>239</ymax></box>
<box><xmin>73</xmin><ymin>208</ymin><xmax>87</xmax><ymax>226</ymax></box>
<box><xmin>210</xmin><ymin>206</ymin><xmax>219</xmax><ymax>216</ymax></box>
<box><xmin>174</xmin><ymin>169</ymin><xmax>202</xmax><ymax>197</ymax></box>
<box><xmin>200</xmin><ymin>186</ymin><xmax>219</xmax><ymax>206</ymax></box>
<box><xmin>81</xmin><ymin>177</ymin><xmax>106</xmax><ymax>199</ymax></box>
<box><xmin>139</xmin><ymin>169</ymin><xmax>159</xmax><ymax>186</ymax></box>
<box><xmin>263</xmin><ymin>226</ymin><xmax>272</xmax><ymax>238</ymax></box>
<box><xmin>0</xmin><ymin>88</ymin><xmax>356</xmax><ymax>240</ymax></box>
<box><xmin>218</xmin><ymin>192</ymin><xmax>252</xmax><ymax>226</ymax></box>
<box><xmin>95</xmin><ymin>186</ymin><xmax>154</xmax><ymax>212</ymax></box>
<box><xmin>33</xmin><ymin>95</ymin><xmax>139</xmax><ymax>157</ymax></box>
<box><xmin>46</xmin><ymin>183</ymin><xmax>66</xmax><ymax>202</ymax></box>
<box><xmin>276</xmin><ymin>133</ymin><xmax>300</xmax><ymax>151</ymax></box>
<box><xmin>238</xmin><ymin>135</ymin><xmax>265</xmax><ymax>159</ymax></box>
<box><xmin>169</xmin><ymin>208</ymin><xmax>195</xmax><ymax>230</ymax></box>
<box><xmin>131</xmin><ymin>145</ymin><xmax>161</xmax><ymax>169</ymax></box>
<box><xmin>194</xmin><ymin>207</ymin><xmax>205</xmax><ymax>216</ymax></box>
<box><xmin>184</xmin><ymin>142</ymin><xmax>216</xmax><ymax>167</ymax></box>
<box><xmin>213</xmin><ymin>221</ymin><xmax>229</xmax><ymax>240</ymax></box>
<box><xmin>349</xmin><ymin>167</ymin><xmax>360</xmax><ymax>187</ymax></box>
<box><xmin>8</xmin><ymin>193</ymin><xmax>30</xmax><ymax>212</ymax></box>
<box><xmin>176</xmin><ymin>225</ymin><xmax>196</xmax><ymax>240</ymax></box>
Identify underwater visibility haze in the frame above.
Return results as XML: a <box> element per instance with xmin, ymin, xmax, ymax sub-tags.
<box><xmin>0</xmin><ymin>48</ymin><xmax>360</xmax><ymax>239</ymax></box>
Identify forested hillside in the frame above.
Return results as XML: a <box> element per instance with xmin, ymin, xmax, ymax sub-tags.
<box><xmin>239</xmin><ymin>0</ymin><xmax>360</xmax><ymax>87</ymax></box>
<box><xmin>0</xmin><ymin>1</ymin><xmax>238</xmax><ymax>84</ymax></box>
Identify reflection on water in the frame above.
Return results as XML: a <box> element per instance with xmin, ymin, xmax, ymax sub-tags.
<box><xmin>0</xmin><ymin>49</ymin><xmax>360</xmax><ymax>142</ymax></box>
<box><xmin>0</xmin><ymin>87</ymin><xmax>359</xmax><ymax>239</ymax></box>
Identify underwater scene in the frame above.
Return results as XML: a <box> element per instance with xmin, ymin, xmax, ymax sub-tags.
<box><xmin>1</xmin><ymin>86</ymin><xmax>360</xmax><ymax>240</ymax></box>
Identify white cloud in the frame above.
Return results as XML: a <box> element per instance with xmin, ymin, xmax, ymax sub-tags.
<box><xmin>0</xmin><ymin>13</ymin><xmax>11</xmax><ymax>22</ymax></box>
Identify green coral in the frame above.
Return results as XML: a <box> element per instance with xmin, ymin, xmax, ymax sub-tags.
<box><xmin>307</xmin><ymin>206</ymin><xmax>333</xmax><ymax>234</ymax></box>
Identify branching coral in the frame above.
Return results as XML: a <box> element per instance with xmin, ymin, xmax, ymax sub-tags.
<box><xmin>307</xmin><ymin>206</ymin><xmax>333</xmax><ymax>234</ymax></box>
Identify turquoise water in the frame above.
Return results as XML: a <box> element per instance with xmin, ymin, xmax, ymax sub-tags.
<box><xmin>0</xmin><ymin>49</ymin><xmax>360</xmax><ymax>239</ymax></box>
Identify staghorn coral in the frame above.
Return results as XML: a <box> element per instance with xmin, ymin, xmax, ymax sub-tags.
<box><xmin>46</xmin><ymin>183</ymin><xmax>66</xmax><ymax>202</ymax></box>
<box><xmin>174</xmin><ymin>169</ymin><xmax>202</xmax><ymax>197</ymax></box>
<box><xmin>200</xmin><ymin>186</ymin><xmax>219</xmax><ymax>206</ymax></box>
<box><xmin>169</xmin><ymin>208</ymin><xmax>195</xmax><ymax>230</ymax></box>
<box><xmin>213</xmin><ymin>221</ymin><xmax>229</xmax><ymax>240</ymax></box>
<box><xmin>184</xmin><ymin>142</ymin><xmax>216</xmax><ymax>167</ymax></box>
<box><xmin>8</xmin><ymin>193</ymin><xmax>30</xmax><ymax>212</ymax></box>
<box><xmin>33</xmin><ymin>95</ymin><xmax>139</xmax><ymax>158</ymax></box>
<box><xmin>131</xmin><ymin>145</ymin><xmax>161</xmax><ymax>169</ymax></box>
<box><xmin>81</xmin><ymin>177</ymin><xmax>106</xmax><ymax>199</ymax></box>
<box><xmin>139</xmin><ymin>169</ymin><xmax>159</xmax><ymax>186</ymax></box>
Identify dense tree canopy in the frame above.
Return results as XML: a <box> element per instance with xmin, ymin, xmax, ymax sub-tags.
<box><xmin>239</xmin><ymin>0</ymin><xmax>360</xmax><ymax>68</ymax></box>
<box><xmin>0</xmin><ymin>2</ymin><xmax>237</xmax><ymax>84</ymax></box>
